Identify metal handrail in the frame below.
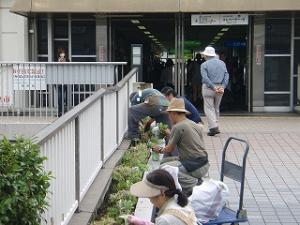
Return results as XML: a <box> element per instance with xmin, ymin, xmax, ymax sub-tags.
<box><xmin>34</xmin><ymin>67</ymin><xmax>137</xmax><ymax>145</ymax></box>
<box><xmin>0</xmin><ymin>62</ymin><xmax>127</xmax><ymax>65</ymax></box>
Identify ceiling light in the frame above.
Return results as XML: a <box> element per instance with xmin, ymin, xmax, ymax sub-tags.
<box><xmin>153</xmin><ymin>38</ymin><xmax>158</xmax><ymax>41</ymax></box>
<box><xmin>221</xmin><ymin>28</ymin><xmax>229</xmax><ymax>32</ymax></box>
<box><xmin>131</xmin><ymin>20</ymin><xmax>140</xmax><ymax>24</ymax></box>
<box><xmin>217</xmin><ymin>33</ymin><xmax>224</xmax><ymax>36</ymax></box>
<box><xmin>149</xmin><ymin>35</ymin><xmax>155</xmax><ymax>38</ymax></box>
<box><xmin>138</xmin><ymin>26</ymin><xmax>146</xmax><ymax>30</ymax></box>
<box><xmin>214</xmin><ymin>36</ymin><xmax>221</xmax><ymax>40</ymax></box>
<box><xmin>144</xmin><ymin>31</ymin><xmax>151</xmax><ymax>34</ymax></box>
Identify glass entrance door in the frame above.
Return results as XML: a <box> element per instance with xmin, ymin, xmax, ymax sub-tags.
<box><xmin>264</xmin><ymin>17</ymin><xmax>292</xmax><ymax>111</ymax></box>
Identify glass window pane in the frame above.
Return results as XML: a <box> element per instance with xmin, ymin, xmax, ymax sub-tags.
<box><xmin>71</xmin><ymin>57</ymin><xmax>96</xmax><ymax>62</ymax></box>
<box><xmin>37</xmin><ymin>20</ymin><xmax>48</xmax><ymax>54</ymax></box>
<box><xmin>265</xmin><ymin>57</ymin><xmax>290</xmax><ymax>91</ymax></box>
<box><xmin>295</xmin><ymin>19</ymin><xmax>300</xmax><ymax>37</ymax></box>
<box><xmin>265</xmin><ymin>19</ymin><xmax>291</xmax><ymax>54</ymax></box>
<box><xmin>71</xmin><ymin>21</ymin><xmax>96</xmax><ymax>55</ymax></box>
<box><xmin>293</xmin><ymin>77</ymin><xmax>298</xmax><ymax>106</ymax></box>
<box><xmin>294</xmin><ymin>40</ymin><xmax>300</xmax><ymax>74</ymax></box>
<box><xmin>54</xmin><ymin>41</ymin><xmax>69</xmax><ymax>62</ymax></box>
<box><xmin>38</xmin><ymin>57</ymin><xmax>48</xmax><ymax>62</ymax></box>
<box><xmin>264</xmin><ymin>94</ymin><xmax>290</xmax><ymax>106</ymax></box>
<box><xmin>54</xmin><ymin>20</ymin><xmax>68</xmax><ymax>39</ymax></box>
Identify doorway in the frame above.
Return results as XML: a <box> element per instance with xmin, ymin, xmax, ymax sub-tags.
<box><xmin>184</xmin><ymin>15</ymin><xmax>250</xmax><ymax>112</ymax></box>
<box><xmin>111</xmin><ymin>14</ymin><xmax>175</xmax><ymax>89</ymax></box>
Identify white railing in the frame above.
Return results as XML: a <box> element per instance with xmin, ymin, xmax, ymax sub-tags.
<box><xmin>34</xmin><ymin>68</ymin><xmax>138</xmax><ymax>225</ymax></box>
<box><xmin>0</xmin><ymin>62</ymin><xmax>127</xmax><ymax>118</ymax></box>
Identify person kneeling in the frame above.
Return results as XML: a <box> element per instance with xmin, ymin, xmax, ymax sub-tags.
<box><xmin>153</xmin><ymin>98</ymin><xmax>209</xmax><ymax>195</ymax></box>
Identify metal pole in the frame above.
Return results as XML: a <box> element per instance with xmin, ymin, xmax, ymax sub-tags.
<box><xmin>291</xmin><ymin>17</ymin><xmax>295</xmax><ymax>111</ymax></box>
<box><xmin>75</xmin><ymin>117</ymin><xmax>80</xmax><ymax>212</ymax></box>
<box><xmin>100</xmin><ymin>96</ymin><xmax>104</xmax><ymax>162</ymax></box>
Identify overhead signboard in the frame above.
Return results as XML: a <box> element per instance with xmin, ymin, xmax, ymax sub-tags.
<box><xmin>191</xmin><ymin>14</ymin><xmax>249</xmax><ymax>26</ymax></box>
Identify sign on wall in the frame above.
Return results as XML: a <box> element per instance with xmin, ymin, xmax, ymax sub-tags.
<box><xmin>0</xmin><ymin>67</ymin><xmax>13</xmax><ymax>106</ymax></box>
<box><xmin>12</xmin><ymin>64</ymin><xmax>46</xmax><ymax>90</ymax></box>
<box><xmin>191</xmin><ymin>14</ymin><xmax>249</xmax><ymax>26</ymax></box>
<box><xmin>256</xmin><ymin>45</ymin><xmax>263</xmax><ymax>65</ymax></box>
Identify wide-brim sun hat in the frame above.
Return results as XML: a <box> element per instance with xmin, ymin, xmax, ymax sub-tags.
<box><xmin>201</xmin><ymin>46</ymin><xmax>217</xmax><ymax>57</ymax></box>
<box><xmin>130</xmin><ymin>179</ymin><xmax>169</xmax><ymax>198</ymax></box>
<box><xmin>166</xmin><ymin>98</ymin><xmax>190</xmax><ymax>114</ymax></box>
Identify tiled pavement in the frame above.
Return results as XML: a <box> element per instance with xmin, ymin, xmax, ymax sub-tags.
<box><xmin>203</xmin><ymin>116</ymin><xmax>300</xmax><ymax>225</ymax></box>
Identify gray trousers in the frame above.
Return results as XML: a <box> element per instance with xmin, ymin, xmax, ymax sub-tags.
<box><xmin>128</xmin><ymin>103</ymin><xmax>170</xmax><ymax>139</ymax></box>
<box><xmin>160</xmin><ymin>157</ymin><xmax>210</xmax><ymax>195</ymax></box>
<box><xmin>202</xmin><ymin>84</ymin><xmax>223</xmax><ymax>129</ymax></box>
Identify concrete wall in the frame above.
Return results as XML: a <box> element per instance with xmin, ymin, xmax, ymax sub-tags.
<box><xmin>11</xmin><ymin>0</ymin><xmax>300</xmax><ymax>13</ymax></box>
<box><xmin>0</xmin><ymin>0</ymin><xmax>28</xmax><ymax>61</ymax></box>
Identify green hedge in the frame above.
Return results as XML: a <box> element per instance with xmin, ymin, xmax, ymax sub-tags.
<box><xmin>94</xmin><ymin>143</ymin><xmax>149</xmax><ymax>225</ymax></box>
<box><xmin>0</xmin><ymin>137</ymin><xmax>51</xmax><ymax>225</ymax></box>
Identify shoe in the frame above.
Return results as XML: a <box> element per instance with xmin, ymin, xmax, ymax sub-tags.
<box><xmin>207</xmin><ymin>127</ymin><xmax>220</xmax><ymax>136</ymax></box>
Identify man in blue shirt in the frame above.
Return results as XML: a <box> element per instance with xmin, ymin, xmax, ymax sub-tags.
<box><xmin>161</xmin><ymin>87</ymin><xmax>202</xmax><ymax>124</ymax></box>
<box><xmin>201</xmin><ymin>46</ymin><xmax>229</xmax><ymax>136</ymax></box>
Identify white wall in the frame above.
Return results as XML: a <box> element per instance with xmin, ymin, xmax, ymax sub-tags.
<box><xmin>0</xmin><ymin>0</ymin><xmax>28</xmax><ymax>61</ymax></box>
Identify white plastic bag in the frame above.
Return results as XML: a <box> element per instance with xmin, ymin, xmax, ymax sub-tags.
<box><xmin>189</xmin><ymin>179</ymin><xmax>229</xmax><ymax>223</ymax></box>
<box><xmin>161</xmin><ymin>165</ymin><xmax>182</xmax><ymax>191</ymax></box>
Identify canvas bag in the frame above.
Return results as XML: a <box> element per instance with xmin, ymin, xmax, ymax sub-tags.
<box><xmin>189</xmin><ymin>179</ymin><xmax>229</xmax><ymax>223</ymax></box>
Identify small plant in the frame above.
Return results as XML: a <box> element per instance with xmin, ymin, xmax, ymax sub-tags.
<box><xmin>157</xmin><ymin>123</ymin><xmax>169</xmax><ymax>139</ymax></box>
<box><xmin>0</xmin><ymin>137</ymin><xmax>51</xmax><ymax>225</ymax></box>
<box><xmin>147</xmin><ymin>136</ymin><xmax>159</xmax><ymax>149</ymax></box>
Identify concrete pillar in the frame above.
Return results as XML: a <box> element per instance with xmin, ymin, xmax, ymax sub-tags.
<box><xmin>96</xmin><ymin>16</ymin><xmax>108</xmax><ymax>62</ymax></box>
<box><xmin>0</xmin><ymin>0</ymin><xmax>28</xmax><ymax>61</ymax></box>
<box><xmin>252</xmin><ymin>16</ymin><xmax>265</xmax><ymax>112</ymax></box>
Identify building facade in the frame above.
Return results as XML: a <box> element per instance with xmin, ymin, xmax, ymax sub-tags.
<box><xmin>0</xmin><ymin>0</ymin><xmax>28</xmax><ymax>61</ymax></box>
<box><xmin>6</xmin><ymin>0</ymin><xmax>300</xmax><ymax>112</ymax></box>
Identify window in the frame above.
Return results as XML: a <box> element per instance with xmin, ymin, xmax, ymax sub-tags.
<box><xmin>294</xmin><ymin>40</ymin><xmax>300</xmax><ymax>75</ymax></box>
<box><xmin>265</xmin><ymin>57</ymin><xmax>290</xmax><ymax>92</ymax></box>
<box><xmin>295</xmin><ymin>19</ymin><xmax>300</xmax><ymax>37</ymax></box>
<box><xmin>71</xmin><ymin>21</ymin><xmax>96</xmax><ymax>56</ymax></box>
<box><xmin>37</xmin><ymin>20</ymin><xmax>48</xmax><ymax>55</ymax></box>
<box><xmin>54</xmin><ymin>19</ymin><xmax>68</xmax><ymax>39</ymax></box>
<box><xmin>264</xmin><ymin>94</ymin><xmax>290</xmax><ymax>106</ymax></box>
<box><xmin>265</xmin><ymin>19</ymin><xmax>291</xmax><ymax>54</ymax></box>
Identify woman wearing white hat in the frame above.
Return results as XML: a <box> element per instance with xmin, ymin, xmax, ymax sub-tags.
<box><xmin>129</xmin><ymin>169</ymin><xmax>197</xmax><ymax>225</ymax></box>
<box><xmin>200</xmin><ymin>46</ymin><xmax>229</xmax><ymax>136</ymax></box>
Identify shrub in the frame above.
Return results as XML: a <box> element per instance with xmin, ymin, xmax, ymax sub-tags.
<box><xmin>0</xmin><ymin>137</ymin><xmax>51</xmax><ymax>225</ymax></box>
<box><xmin>94</xmin><ymin>143</ymin><xmax>149</xmax><ymax>225</ymax></box>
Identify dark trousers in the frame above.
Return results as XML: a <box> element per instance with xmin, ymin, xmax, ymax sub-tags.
<box><xmin>128</xmin><ymin>103</ymin><xmax>170</xmax><ymax>139</ymax></box>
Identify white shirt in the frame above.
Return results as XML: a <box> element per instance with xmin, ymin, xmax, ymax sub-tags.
<box><xmin>155</xmin><ymin>197</ymin><xmax>198</xmax><ymax>225</ymax></box>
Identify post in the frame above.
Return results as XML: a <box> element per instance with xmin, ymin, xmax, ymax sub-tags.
<box><xmin>75</xmin><ymin>117</ymin><xmax>80</xmax><ymax>212</ymax></box>
<box><xmin>100</xmin><ymin>96</ymin><xmax>104</xmax><ymax>162</ymax></box>
<box><xmin>116</xmin><ymin>91</ymin><xmax>119</xmax><ymax>145</ymax></box>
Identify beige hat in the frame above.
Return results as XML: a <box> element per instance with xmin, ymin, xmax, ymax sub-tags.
<box><xmin>166</xmin><ymin>98</ymin><xmax>190</xmax><ymax>114</ymax></box>
<box><xmin>130</xmin><ymin>178</ymin><xmax>169</xmax><ymax>198</ymax></box>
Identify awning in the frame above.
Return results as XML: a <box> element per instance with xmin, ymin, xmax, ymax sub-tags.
<box><xmin>10</xmin><ymin>0</ymin><xmax>180</xmax><ymax>14</ymax></box>
<box><xmin>10</xmin><ymin>0</ymin><xmax>300</xmax><ymax>15</ymax></box>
